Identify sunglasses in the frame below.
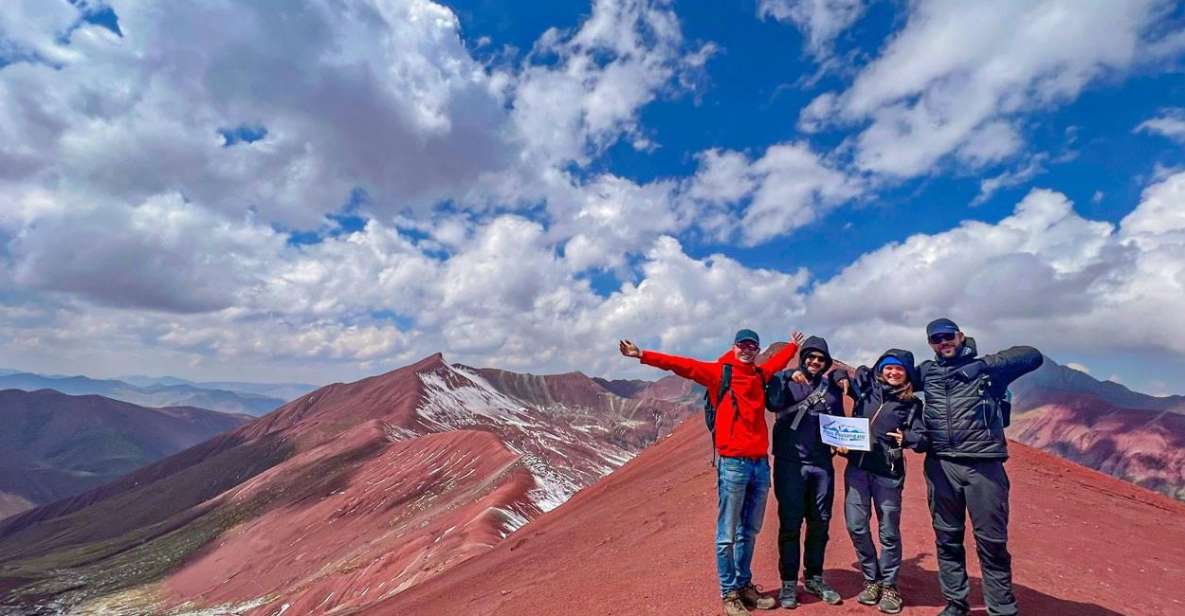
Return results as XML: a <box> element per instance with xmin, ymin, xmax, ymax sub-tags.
<box><xmin>735</xmin><ymin>341</ymin><xmax>759</xmax><ymax>351</ymax></box>
<box><xmin>928</xmin><ymin>332</ymin><xmax>957</xmax><ymax>344</ymax></box>
<box><xmin>804</xmin><ymin>354</ymin><xmax>826</xmax><ymax>363</ymax></box>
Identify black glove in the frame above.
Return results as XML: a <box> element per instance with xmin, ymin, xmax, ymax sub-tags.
<box><xmin>955</xmin><ymin>360</ymin><xmax>986</xmax><ymax>381</ymax></box>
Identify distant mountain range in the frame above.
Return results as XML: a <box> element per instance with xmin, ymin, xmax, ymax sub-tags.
<box><xmin>0</xmin><ymin>354</ymin><xmax>697</xmax><ymax>614</ymax></box>
<box><xmin>1009</xmin><ymin>356</ymin><xmax>1185</xmax><ymax>501</ymax></box>
<box><xmin>0</xmin><ymin>371</ymin><xmax>317</xmax><ymax>416</ymax></box>
<box><xmin>0</xmin><ymin>389</ymin><xmax>251</xmax><ymax>520</ymax></box>
<box><xmin>1010</xmin><ymin>357</ymin><xmax>1185</xmax><ymax>414</ymax></box>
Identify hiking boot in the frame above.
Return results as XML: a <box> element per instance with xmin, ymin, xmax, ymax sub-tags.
<box><xmin>937</xmin><ymin>604</ymin><xmax>968</xmax><ymax>616</ymax></box>
<box><xmin>723</xmin><ymin>590</ymin><xmax>752</xmax><ymax>616</ymax></box>
<box><xmin>803</xmin><ymin>576</ymin><xmax>842</xmax><ymax>605</ymax></box>
<box><xmin>779</xmin><ymin>581</ymin><xmax>798</xmax><ymax>609</ymax></box>
<box><xmin>877</xmin><ymin>585</ymin><xmax>903</xmax><ymax>614</ymax></box>
<box><xmin>738</xmin><ymin>584</ymin><xmax>776</xmax><ymax>610</ymax></box>
<box><xmin>856</xmin><ymin>580</ymin><xmax>881</xmax><ymax>605</ymax></box>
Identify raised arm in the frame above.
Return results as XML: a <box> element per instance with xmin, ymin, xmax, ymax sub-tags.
<box><xmin>758</xmin><ymin>330</ymin><xmax>804</xmax><ymax>374</ymax></box>
<box><xmin>619</xmin><ymin>339</ymin><xmax>720</xmax><ymax>389</ymax></box>
<box><xmin>765</xmin><ymin>370</ymin><xmax>797</xmax><ymax>411</ymax></box>
<box><xmin>982</xmin><ymin>346</ymin><xmax>1044</xmax><ymax>387</ymax></box>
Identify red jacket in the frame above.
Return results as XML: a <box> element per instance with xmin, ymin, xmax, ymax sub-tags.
<box><xmin>640</xmin><ymin>342</ymin><xmax>798</xmax><ymax>458</ymax></box>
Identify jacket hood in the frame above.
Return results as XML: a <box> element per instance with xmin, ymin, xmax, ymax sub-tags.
<box><xmin>798</xmin><ymin>336</ymin><xmax>833</xmax><ymax>379</ymax></box>
<box><xmin>937</xmin><ymin>336</ymin><xmax>979</xmax><ymax>364</ymax></box>
<box><xmin>874</xmin><ymin>348</ymin><xmax>920</xmax><ymax>389</ymax></box>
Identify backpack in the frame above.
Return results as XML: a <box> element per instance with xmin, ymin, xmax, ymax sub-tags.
<box><xmin>702</xmin><ymin>363</ymin><xmax>763</xmax><ymax>465</ymax></box>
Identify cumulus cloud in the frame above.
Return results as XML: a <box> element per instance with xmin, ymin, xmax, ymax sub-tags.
<box><xmin>802</xmin><ymin>0</ymin><xmax>1180</xmax><ymax>177</ymax></box>
<box><xmin>802</xmin><ymin>172</ymin><xmax>1185</xmax><ymax>369</ymax></box>
<box><xmin>685</xmin><ymin>143</ymin><xmax>861</xmax><ymax>246</ymax></box>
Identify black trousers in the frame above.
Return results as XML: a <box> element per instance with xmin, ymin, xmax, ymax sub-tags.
<box><xmin>924</xmin><ymin>456</ymin><xmax>1017</xmax><ymax>616</ymax></box>
<box><xmin>773</xmin><ymin>457</ymin><xmax>834</xmax><ymax>582</ymax></box>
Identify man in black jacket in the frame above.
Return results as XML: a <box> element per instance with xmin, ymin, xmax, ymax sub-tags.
<box><xmin>892</xmin><ymin>318</ymin><xmax>1042</xmax><ymax>616</ymax></box>
<box><xmin>765</xmin><ymin>336</ymin><xmax>845</xmax><ymax>609</ymax></box>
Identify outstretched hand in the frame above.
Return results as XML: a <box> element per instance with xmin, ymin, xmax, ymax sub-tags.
<box><xmin>790</xmin><ymin>330</ymin><xmax>805</xmax><ymax>346</ymax></box>
<box><xmin>618</xmin><ymin>339</ymin><xmax>642</xmax><ymax>359</ymax></box>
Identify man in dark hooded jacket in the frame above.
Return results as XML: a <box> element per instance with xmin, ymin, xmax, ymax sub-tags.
<box><xmin>765</xmin><ymin>336</ymin><xmax>845</xmax><ymax>609</ymax></box>
<box><xmin>892</xmin><ymin>318</ymin><xmax>1042</xmax><ymax>616</ymax></box>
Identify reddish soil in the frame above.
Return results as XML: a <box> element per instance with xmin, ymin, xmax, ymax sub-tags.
<box><xmin>167</xmin><ymin>427</ymin><xmax>537</xmax><ymax>615</ymax></box>
<box><xmin>0</xmin><ymin>354</ymin><xmax>697</xmax><ymax>614</ymax></box>
<box><xmin>375</xmin><ymin>420</ymin><xmax>1185</xmax><ymax>616</ymax></box>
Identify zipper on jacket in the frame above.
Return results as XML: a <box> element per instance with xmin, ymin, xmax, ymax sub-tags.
<box><xmin>944</xmin><ymin>368</ymin><xmax>953</xmax><ymax>449</ymax></box>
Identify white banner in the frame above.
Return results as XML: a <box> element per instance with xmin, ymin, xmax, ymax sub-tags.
<box><xmin>819</xmin><ymin>415</ymin><xmax>871</xmax><ymax>451</ymax></box>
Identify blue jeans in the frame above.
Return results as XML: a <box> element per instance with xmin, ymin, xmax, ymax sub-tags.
<box><xmin>716</xmin><ymin>456</ymin><xmax>771</xmax><ymax>596</ymax></box>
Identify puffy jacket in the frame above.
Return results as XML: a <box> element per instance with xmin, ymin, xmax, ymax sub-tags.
<box><xmin>836</xmin><ymin>349</ymin><xmax>922</xmax><ymax>479</ymax></box>
<box><xmin>640</xmin><ymin>341</ymin><xmax>798</xmax><ymax>458</ymax></box>
<box><xmin>908</xmin><ymin>338</ymin><xmax>1043</xmax><ymax>459</ymax></box>
<box><xmin>766</xmin><ymin>336</ymin><xmax>845</xmax><ymax>466</ymax></box>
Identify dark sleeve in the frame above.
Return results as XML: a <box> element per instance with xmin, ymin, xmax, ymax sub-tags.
<box><xmin>901</xmin><ymin>400</ymin><xmax>929</xmax><ymax>452</ymax></box>
<box><xmin>850</xmin><ymin>365</ymin><xmax>874</xmax><ymax>400</ymax></box>
<box><xmin>766</xmin><ymin>370</ymin><xmax>804</xmax><ymax>411</ymax></box>
<box><xmin>982</xmin><ymin>346</ymin><xmax>1044</xmax><ymax>387</ymax></box>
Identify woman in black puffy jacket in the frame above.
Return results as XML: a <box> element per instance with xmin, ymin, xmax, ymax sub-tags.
<box><xmin>830</xmin><ymin>349</ymin><xmax>922</xmax><ymax>615</ymax></box>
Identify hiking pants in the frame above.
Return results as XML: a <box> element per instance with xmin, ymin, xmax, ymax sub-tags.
<box><xmin>924</xmin><ymin>456</ymin><xmax>1017</xmax><ymax>616</ymax></box>
<box><xmin>844</xmin><ymin>465</ymin><xmax>904</xmax><ymax>586</ymax></box>
<box><xmin>715</xmin><ymin>455</ymin><xmax>771</xmax><ymax>596</ymax></box>
<box><xmin>773</xmin><ymin>457</ymin><xmax>834</xmax><ymax>582</ymax></box>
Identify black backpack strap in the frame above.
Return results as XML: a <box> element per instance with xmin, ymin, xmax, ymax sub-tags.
<box><xmin>717</xmin><ymin>364</ymin><xmax>733</xmax><ymax>408</ymax></box>
<box><xmin>788</xmin><ymin>378</ymin><xmax>830</xmax><ymax>430</ymax></box>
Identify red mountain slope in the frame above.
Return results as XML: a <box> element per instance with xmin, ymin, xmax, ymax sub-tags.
<box><xmin>0</xmin><ymin>354</ymin><xmax>696</xmax><ymax>614</ymax></box>
<box><xmin>377</xmin><ymin>421</ymin><xmax>1185</xmax><ymax>616</ymax></box>
<box><xmin>0</xmin><ymin>388</ymin><xmax>249</xmax><ymax>520</ymax></box>
<box><xmin>1009</xmin><ymin>390</ymin><xmax>1185</xmax><ymax>501</ymax></box>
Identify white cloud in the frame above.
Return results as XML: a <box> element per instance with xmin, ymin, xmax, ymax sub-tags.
<box><xmin>684</xmin><ymin>142</ymin><xmax>861</xmax><ymax>246</ymax></box>
<box><xmin>804</xmin><ymin>0</ymin><xmax>1178</xmax><ymax>177</ymax></box>
<box><xmin>803</xmin><ymin>172</ymin><xmax>1185</xmax><ymax>368</ymax></box>
<box><xmin>971</xmin><ymin>154</ymin><xmax>1049</xmax><ymax>206</ymax></box>
<box><xmin>757</xmin><ymin>0</ymin><xmax>865</xmax><ymax>60</ymax></box>
<box><xmin>509</xmin><ymin>0</ymin><xmax>713</xmax><ymax>172</ymax></box>
<box><xmin>1136</xmin><ymin>107</ymin><xmax>1185</xmax><ymax>142</ymax></box>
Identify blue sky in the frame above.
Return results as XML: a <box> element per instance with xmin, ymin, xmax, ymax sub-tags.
<box><xmin>2</xmin><ymin>0</ymin><xmax>1185</xmax><ymax>394</ymax></box>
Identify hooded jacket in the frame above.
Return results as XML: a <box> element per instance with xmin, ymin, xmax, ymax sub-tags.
<box><xmin>834</xmin><ymin>349</ymin><xmax>922</xmax><ymax>479</ymax></box>
<box><xmin>766</xmin><ymin>336</ymin><xmax>846</xmax><ymax>465</ymax></box>
<box><xmin>907</xmin><ymin>338</ymin><xmax>1043</xmax><ymax>459</ymax></box>
<box><xmin>640</xmin><ymin>340</ymin><xmax>798</xmax><ymax>458</ymax></box>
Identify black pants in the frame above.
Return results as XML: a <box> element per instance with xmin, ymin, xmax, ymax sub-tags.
<box><xmin>773</xmin><ymin>457</ymin><xmax>834</xmax><ymax>582</ymax></box>
<box><xmin>924</xmin><ymin>456</ymin><xmax>1017</xmax><ymax>616</ymax></box>
<box><xmin>844</xmin><ymin>465</ymin><xmax>904</xmax><ymax>586</ymax></box>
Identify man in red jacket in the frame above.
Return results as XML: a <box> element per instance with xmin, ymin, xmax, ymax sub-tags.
<box><xmin>619</xmin><ymin>329</ymin><xmax>803</xmax><ymax>616</ymax></box>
